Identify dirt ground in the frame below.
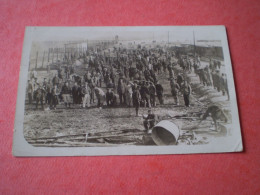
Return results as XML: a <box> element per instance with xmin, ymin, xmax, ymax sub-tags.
<box><xmin>24</xmin><ymin>63</ymin><xmax>231</xmax><ymax>146</ymax></box>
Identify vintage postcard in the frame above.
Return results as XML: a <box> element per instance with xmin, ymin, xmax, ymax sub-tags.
<box><xmin>13</xmin><ymin>26</ymin><xmax>242</xmax><ymax>156</ymax></box>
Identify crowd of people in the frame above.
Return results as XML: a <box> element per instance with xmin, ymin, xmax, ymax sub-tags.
<box><xmin>27</xmin><ymin>43</ymin><xmax>229</xmax><ymax>119</ymax></box>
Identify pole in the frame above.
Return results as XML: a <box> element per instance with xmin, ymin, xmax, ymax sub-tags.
<box><xmin>52</xmin><ymin>51</ymin><xmax>54</xmax><ymax>64</ymax></box>
<box><xmin>41</xmin><ymin>51</ymin><xmax>45</xmax><ymax>68</ymax></box>
<box><xmin>47</xmin><ymin>50</ymin><xmax>50</xmax><ymax>63</ymax></box>
<box><xmin>193</xmin><ymin>31</ymin><xmax>196</xmax><ymax>58</ymax></box>
<box><xmin>35</xmin><ymin>51</ymin><xmax>38</xmax><ymax>69</ymax></box>
<box><xmin>168</xmin><ymin>31</ymin><xmax>169</xmax><ymax>47</ymax></box>
<box><xmin>56</xmin><ymin>49</ymin><xmax>58</xmax><ymax>61</ymax></box>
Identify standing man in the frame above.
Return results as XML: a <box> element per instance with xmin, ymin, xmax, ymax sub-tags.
<box><xmin>132</xmin><ymin>82</ymin><xmax>141</xmax><ymax>117</ymax></box>
<box><xmin>27</xmin><ymin>80</ymin><xmax>34</xmax><ymax>104</ymax></box>
<box><xmin>117</xmin><ymin>77</ymin><xmax>126</xmax><ymax>105</ymax></box>
<box><xmin>125</xmin><ymin>80</ymin><xmax>133</xmax><ymax>107</ymax></box>
<box><xmin>177</xmin><ymin>73</ymin><xmax>184</xmax><ymax>87</ymax></box>
<box><xmin>170</xmin><ymin>79</ymin><xmax>180</xmax><ymax>105</ymax></box>
<box><xmin>182</xmin><ymin>81</ymin><xmax>192</xmax><ymax>107</ymax></box>
<box><xmin>149</xmin><ymin>82</ymin><xmax>156</xmax><ymax>107</ymax></box>
<box><xmin>52</xmin><ymin>74</ymin><xmax>59</xmax><ymax>86</ymax></box>
<box><xmin>35</xmin><ymin>83</ymin><xmax>46</xmax><ymax>110</ymax></box>
<box><xmin>155</xmin><ymin>81</ymin><xmax>164</xmax><ymax>105</ymax></box>
<box><xmin>72</xmin><ymin>82</ymin><xmax>79</xmax><ymax>104</ymax></box>
<box><xmin>81</xmin><ymin>83</ymin><xmax>90</xmax><ymax>108</ymax></box>
<box><xmin>61</xmin><ymin>82</ymin><xmax>72</xmax><ymax>108</ymax></box>
<box><xmin>51</xmin><ymin>84</ymin><xmax>59</xmax><ymax>110</ymax></box>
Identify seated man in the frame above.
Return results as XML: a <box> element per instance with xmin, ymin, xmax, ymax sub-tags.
<box><xmin>143</xmin><ymin>109</ymin><xmax>156</xmax><ymax>132</ymax></box>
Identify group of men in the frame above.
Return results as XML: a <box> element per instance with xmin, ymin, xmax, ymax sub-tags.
<box><xmin>27</xmin><ymin>43</ymin><xmax>229</xmax><ymax>128</ymax></box>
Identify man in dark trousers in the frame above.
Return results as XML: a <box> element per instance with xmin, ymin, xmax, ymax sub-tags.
<box><xmin>182</xmin><ymin>81</ymin><xmax>191</xmax><ymax>107</ymax></box>
<box><xmin>155</xmin><ymin>81</ymin><xmax>164</xmax><ymax>105</ymax></box>
<box><xmin>143</xmin><ymin>109</ymin><xmax>156</xmax><ymax>132</ymax></box>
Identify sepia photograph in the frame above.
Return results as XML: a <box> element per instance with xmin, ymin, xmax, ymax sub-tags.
<box><xmin>13</xmin><ymin>26</ymin><xmax>242</xmax><ymax>156</ymax></box>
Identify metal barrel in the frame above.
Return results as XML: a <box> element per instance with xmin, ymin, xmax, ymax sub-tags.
<box><xmin>151</xmin><ymin>120</ymin><xmax>180</xmax><ymax>145</ymax></box>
